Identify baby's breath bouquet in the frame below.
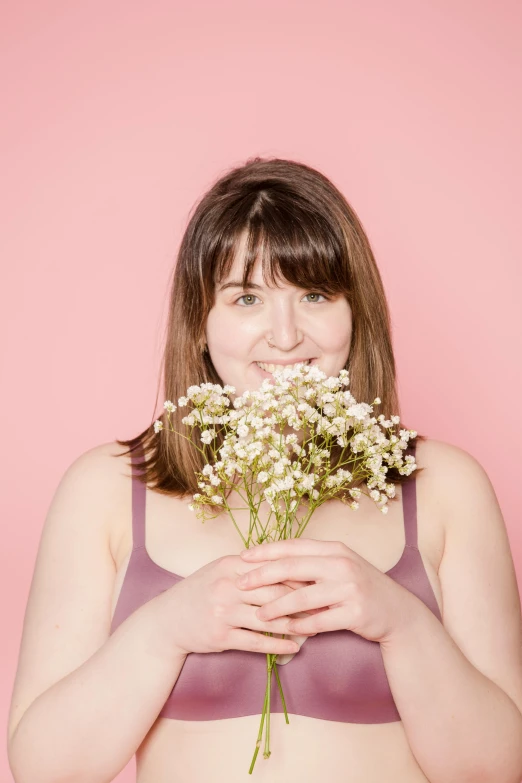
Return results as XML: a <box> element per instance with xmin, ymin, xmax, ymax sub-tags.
<box><xmin>154</xmin><ymin>363</ymin><xmax>417</xmax><ymax>773</ymax></box>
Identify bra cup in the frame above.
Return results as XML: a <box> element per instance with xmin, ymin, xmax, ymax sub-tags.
<box><xmin>110</xmin><ymin>440</ymin><xmax>442</xmax><ymax>723</ymax></box>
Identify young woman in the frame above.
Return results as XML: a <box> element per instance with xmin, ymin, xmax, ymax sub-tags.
<box><xmin>8</xmin><ymin>158</ymin><xmax>522</xmax><ymax>783</ymax></box>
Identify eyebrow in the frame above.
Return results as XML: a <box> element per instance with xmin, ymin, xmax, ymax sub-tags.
<box><xmin>218</xmin><ymin>280</ymin><xmax>264</xmax><ymax>292</ymax></box>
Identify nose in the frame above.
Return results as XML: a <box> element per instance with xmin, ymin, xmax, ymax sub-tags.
<box><xmin>266</xmin><ymin>302</ymin><xmax>304</xmax><ymax>352</ymax></box>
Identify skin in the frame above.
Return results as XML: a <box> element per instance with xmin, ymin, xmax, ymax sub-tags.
<box><xmin>8</xmin><ymin>243</ymin><xmax>522</xmax><ymax>782</ymax></box>
<box><xmin>204</xmin><ymin>238</ymin><xmax>353</xmax><ymax>398</ymax></box>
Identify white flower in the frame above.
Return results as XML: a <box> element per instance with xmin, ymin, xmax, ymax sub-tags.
<box><xmin>237</xmin><ymin>424</ymin><xmax>249</xmax><ymax>437</ymax></box>
<box><xmin>258</xmin><ymin>471</ymin><xmax>269</xmax><ymax>483</ymax></box>
<box><xmin>163</xmin><ymin>400</ymin><xmax>176</xmax><ymax>413</ymax></box>
<box><xmin>153</xmin><ymin>420</ymin><xmax>164</xmax><ymax>433</ymax></box>
<box><xmin>300</xmin><ymin>474</ymin><xmax>316</xmax><ymax>490</ymax></box>
<box><xmin>177</xmin><ymin>396</ymin><xmax>189</xmax><ymax>407</ymax></box>
<box><xmin>201</xmin><ymin>429</ymin><xmax>216</xmax><ymax>444</ymax></box>
<box><xmin>211</xmin><ymin>495</ymin><xmax>223</xmax><ymax>504</ymax></box>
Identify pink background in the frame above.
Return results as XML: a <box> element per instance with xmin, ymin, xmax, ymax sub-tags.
<box><xmin>2</xmin><ymin>2</ymin><xmax>521</xmax><ymax>781</ymax></box>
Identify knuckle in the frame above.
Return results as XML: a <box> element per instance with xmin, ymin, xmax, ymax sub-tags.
<box><xmin>250</xmin><ymin>634</ymin><xmax>263</xmax><ymax>652</ymax></box>
<box><xmin>334</xmin><ymin>555</ymin><xmax>352</xmax><ymax>575</ymax></box>
<box><xmin>351</xmin><ymin>601</ymin><xmax>364</xmax><ymax>622</ymax></box>
<box><xmin>219</xmin><ymin>554</ymin><xmax>237</xmax><ymax>571</ymax></box>
<box><xmin>343</xmin><ymin>580</ymin><xmax>361</xmax><ymax>599</ymax></box>
<box><xmin>213</xmin><ymin>575</ymin><xmax>232</xmax><ymax>595</ymax></box>
<box><xmin>295</xmin><ymin>587</ymin><xmax>310</xmax><ymax>609</ymax></box>
<box><xmin>212</xmin><ymin>602</ymin><xmax>228</xmax><ymax>619</ymax></box>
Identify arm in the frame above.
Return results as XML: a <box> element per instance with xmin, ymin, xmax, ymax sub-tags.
<box><xmin>380</xmin><ymin>439</ymin><xmax>522</xmax><ymax>783</ymax></box>
<box><xmin>7</xmin><ymin>444</ymin><xmax>186</xmax><ymax>783</ymax></box>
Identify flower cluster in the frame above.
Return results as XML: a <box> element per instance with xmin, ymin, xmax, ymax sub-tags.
<box><xmin>155</xmin><ymin>363</ymin><xmax>417</xmax><ymax>545</ymax></box>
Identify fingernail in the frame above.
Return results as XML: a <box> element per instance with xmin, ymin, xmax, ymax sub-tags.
<box><xmin>240</xmin><ymin>549</ymin><xmax>254</xmax><ymax>557</ymax></box>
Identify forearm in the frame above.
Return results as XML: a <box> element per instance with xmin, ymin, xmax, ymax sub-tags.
<box><xmin>8</xmin><ymin>590</ymin><xmax>187</xmax><ymax>783</ymax></box>
<box><xmin>380</xmin><ymin>592</ymin><xmax>522</xmax><ymax>783</ymax></box>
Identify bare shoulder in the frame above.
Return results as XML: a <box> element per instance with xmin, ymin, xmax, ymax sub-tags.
<box><xmin>66</xmin><ymin>440</ymin><xmax>134</xmax><ymax>556</ymax></box>
<box><xmin>414</xmin><ymin>436</ymin><xmax>496</xmax><ymax>518</ymax></box>
<box><xmin>415</xmin><ymin>435</ymin><xmax>487</xmax><ymax>474</ymax></box>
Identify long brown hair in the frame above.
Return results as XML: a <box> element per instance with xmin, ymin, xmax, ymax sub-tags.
<box><xmin>115</xmin><ymin>157</ymin><xmax>425</xmax><ymax>502</ymax></box>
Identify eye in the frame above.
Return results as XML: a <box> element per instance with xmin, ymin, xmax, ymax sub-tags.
<box><xmin>303</xmin><ymin>292</ymin><xmax>329</xmax><ymax>303</ymax></box>
<box><xmin>235</xmin><ymin>294</ymin><xmax>259</xmax><ymax>306</ymax></box>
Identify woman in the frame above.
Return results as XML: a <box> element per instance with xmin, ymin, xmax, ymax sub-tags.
<box><xmin>8</xmin><ymin>158</ymin><xmax>522</xmax><ymax>783</ymax></box>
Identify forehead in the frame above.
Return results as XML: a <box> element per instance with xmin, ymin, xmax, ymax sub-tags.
<box><xmin>213</xmin><ymin>223</ymin><xmax>347</xmax><ymax>297</ymax></box>
<box><xmin>218</xmin><ymin>231</ymin><xmax>286</xmax><ymax>289</ymax></box>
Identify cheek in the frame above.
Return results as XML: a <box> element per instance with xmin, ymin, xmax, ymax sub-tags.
<box><xmin>317</xmin><ymin>314</ymin><xmax>352</xmax><ymax>352</ymax></box>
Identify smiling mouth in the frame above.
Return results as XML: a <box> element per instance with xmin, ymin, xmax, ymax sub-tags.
<box><xmin>255</xmin><ymin>359</ymin><xmax>315</xmax><ymax>374</ymax></box>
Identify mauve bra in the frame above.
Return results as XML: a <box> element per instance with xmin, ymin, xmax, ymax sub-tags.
<box><xmin>109</xmin><ymin>439</ymin><xmax>442</xmax><ymax>722</ymax></box>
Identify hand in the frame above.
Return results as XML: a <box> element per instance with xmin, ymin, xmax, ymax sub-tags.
<box><xmin>157</xmin><ymin>554</ymin><xmax>317</xmax><ymax>657</ymax></box>
<box><xmin>236</xmin><ymin>538</ymin><xmax>415</xmax><ymax>645</ymax></box>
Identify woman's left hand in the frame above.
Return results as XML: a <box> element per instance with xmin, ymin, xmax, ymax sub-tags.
<box><xmin>237</xmin><ymin>537</ymin><xmax>416</xmax><ymax>646</ymax></box>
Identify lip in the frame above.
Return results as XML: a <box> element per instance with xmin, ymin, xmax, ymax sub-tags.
<box><xmin>253</xmin><ymin>359</ymin><xmax>317</xmax><ymax>379</ymax></box>
<box><xmin>254</xmin><ymin>358</ymin><xmax>316</xmax><ymax>365</ymax></box>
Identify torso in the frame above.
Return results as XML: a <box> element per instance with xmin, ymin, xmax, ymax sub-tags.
<box><xmin>108</xmin><ymin>437</ymin><xmax>445</xmax><ymax>782</ymax></box>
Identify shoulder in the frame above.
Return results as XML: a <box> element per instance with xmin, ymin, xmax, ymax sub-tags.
<box><xmin>61</xmin><ymin>440</ymin><xmax>133</xmax><ymax>500</ymax></box>
<box><xmin>415</xmin><ymin>436</ymin><xmax>495</xmax><ymax>501</ymax></box>
<box><xmin>415</xmin><ymin>436</ymin><xmax>506</xmax><ymax>544</ymax></box>
<box><xmin>58</xmin><ymin>440</ymin><xmax>134</xmax><ymax>555</ymax></box>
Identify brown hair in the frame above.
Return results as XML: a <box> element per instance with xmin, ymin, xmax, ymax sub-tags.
<box><xmin>115</xmin><ymin>157</ymin><xmax>426</xmax><ymax>503</ymax></box>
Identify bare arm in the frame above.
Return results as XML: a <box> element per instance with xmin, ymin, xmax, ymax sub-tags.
<box><xmin>7</xmin><ymin>443</ymin><xmax>186</xmax><ymax>783</ymax></box>
<box><xmin>381</xmin><ymin>440</ymin><xmax>522</xmax><ymax>783</ymax></box>
<box><xmin>8</xmin><ymin>588</ymin><xmax>187</xmax><ymax>783</ymax></box>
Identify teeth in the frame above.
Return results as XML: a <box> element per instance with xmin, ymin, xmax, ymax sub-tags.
<box><xmin>256</xmin><ymin>360</ymin><xmax>312</xmax><ymax>373</ymax></box>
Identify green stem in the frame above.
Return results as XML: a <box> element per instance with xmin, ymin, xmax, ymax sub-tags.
<box><xmin>264</xmin><ymin>653</ymin><xmax>272</xmax><ymax>759</ymax></box>
<box><xmin>273</xmin><ymin>658</ymin><xmax>290</xmax><ymax>723</ymax></box>
<box><xmin>248</xmin><ymin>666</ymin><xmax>270</xmax><ymax>775</ymax></box>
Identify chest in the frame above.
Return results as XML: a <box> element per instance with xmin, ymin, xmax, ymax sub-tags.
<box><xmin>110</xmin><ymin>475</ymin><xmax>445</xmax><ymax>621</ymax></box>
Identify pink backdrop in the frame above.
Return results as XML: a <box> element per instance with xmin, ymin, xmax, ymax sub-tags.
<box><xmin>2</xmin><ymin>2</ymin><xmax>521</xmax><ymax>781</ymax></box>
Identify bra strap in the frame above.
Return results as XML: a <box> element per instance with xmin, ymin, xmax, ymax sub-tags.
<box><xmin>401</xmin><ymin>440</ymin><xmax>418</xmax><ymax>549</ymax></box>
<box><xmin>130</xmin><ymin>444</ymin><xmax>146</xmax><ymax>550</ymax></box>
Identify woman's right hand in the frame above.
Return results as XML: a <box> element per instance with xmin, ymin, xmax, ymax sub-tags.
<box><xmin>156</xmin><ymin>554</ymin><xmax>311</xmax><ymax>657</ymax></box>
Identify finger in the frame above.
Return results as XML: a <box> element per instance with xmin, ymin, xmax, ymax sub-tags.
<box><xmin>227</xmin><ymin>628</ymin><xmax>300</xmax><ymax>656</ymax></box>
<box><xmin>238</xmin><ymin>582</ymin><xmax>294</xmax><ymax>606</ymax></box>
<box><xmin>235</xmin><ymin>604</ymin><xmax>296</xmax><ymax>636</ymax></box>
<box><xmin>286</xmin><ymin>606</ymin><xmax>348</xmax><ymax>635</ymax></box>
<box><xmin>281</xmin><ymin>579</ymin><xmax>315</xmax><ymax>590</ymax></box>
<box><xmin>236</xmin><ymin>555</ymin><xmax>330</xmax><ymax>589</ymax></box>
<box><xmin>255</xmin><ymin>582</ymin><xmax>346</xmax><ymax>621</ymax></box>
<box><xmin>241</xmin><ymin>538</ymin><xmax>348</xmax><ymax>561</ymax></box>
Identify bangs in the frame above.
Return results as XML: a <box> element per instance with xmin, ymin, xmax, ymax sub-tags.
<box><xmin>212</xmin><ymin>191</ymin><xmax>352</xmax><ymax>296</ymax></box>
